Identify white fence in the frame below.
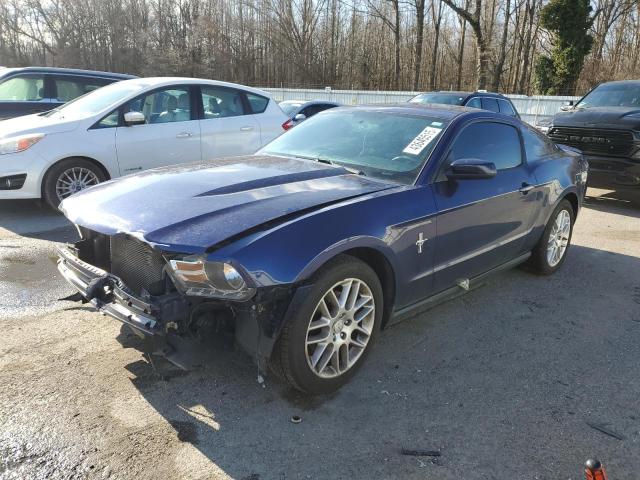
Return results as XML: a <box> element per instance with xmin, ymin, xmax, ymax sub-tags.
<box><xmin>262</xmin><ymin>87</ymin><xmax>580</xmax><ymax>126</ymax></box>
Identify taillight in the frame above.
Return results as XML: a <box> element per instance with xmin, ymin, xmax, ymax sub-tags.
<box><xmin>282</xmin><ymin>119</ymin><xmax>294</xmax><ymax>131</ymax></box>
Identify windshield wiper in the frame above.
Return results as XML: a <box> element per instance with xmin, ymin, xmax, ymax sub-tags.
<box><xmin>316</xmin><ymin>157</ymin><xmax>364</xmax><ymax>176</ymax></box>
<box><xmin>283</xmin><ymin>154</ymin><xmax>365</xmax><ymax>176</ymax></box>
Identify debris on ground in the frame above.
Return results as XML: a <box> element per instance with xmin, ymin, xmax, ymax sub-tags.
<box><xmin>586</xmin><ymin>422</ymin><xmax>625</xmax><ymax>441</ymax></box>
<box><xmin>400</xmin><ymin>448</ymin><xmax>441</xmax><ymax>457</ymax></box>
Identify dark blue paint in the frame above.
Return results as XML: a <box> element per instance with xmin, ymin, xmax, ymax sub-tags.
<box><xmin>61</xmin><ymin>106</ymin><xmax>587</xmax><ymax>314</ymax></box>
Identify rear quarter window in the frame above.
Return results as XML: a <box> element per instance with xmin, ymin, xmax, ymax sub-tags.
<box><xmin>246</xmin><ymin>93</ymin><xmax>269</xmax><ymax>114</ymax></box>
<box><xmin>498</xmin><ymin>99</ymin><xmax>518</xmax><ymax>117</ymax></box>
<box><xmin>521</xmin><ymin>125</ymin><xmax>558</xmax><ymax>160</ymax></box>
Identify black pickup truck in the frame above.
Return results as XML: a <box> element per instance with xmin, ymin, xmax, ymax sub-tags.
<box><xmin>546</xmin><ymin>80</ymin><xmax>640</xmax><ymax>190</ymax></box>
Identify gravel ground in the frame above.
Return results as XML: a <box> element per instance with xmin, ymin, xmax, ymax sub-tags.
<box><xmin>0</xmin><ymin>189</ymin><xmax>639</xmax><ymax>480</ymax></box>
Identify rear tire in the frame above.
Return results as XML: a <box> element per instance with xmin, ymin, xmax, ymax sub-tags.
<box><xmin>271</xmin><ymin>255</ymin><xmax>383</xmax><ymax>394</ymax></box>
<box><xmin>527</xmin><ymin>199</ymin><xmax>574</xmax><ymax>275</ymax></box>
<box><xmin>42</xmin><ymin>158</ymin><xmax>106</xmax><ymax>210</ymax></box>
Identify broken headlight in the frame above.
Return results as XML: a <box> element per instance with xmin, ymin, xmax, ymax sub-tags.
<box><xmin>167</xmin><ymin>256</ymin><xmax>255</xmax><ymax>301</ymax></box>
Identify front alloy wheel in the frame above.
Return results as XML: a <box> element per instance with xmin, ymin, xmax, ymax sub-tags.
<box><xmin>305</xmin><ymin>278</ymin><xmax>375</xmax><ymax>378</ymax></box>
<box><xmin>55</xmin><ymin>166</ymin><xmax>100</xmax><ymax>202</ymax></box>
<box><xmin>272</xmin><ymin>255</ymin><xmax>383</xmax><ymax>394</ymax></box>
<box><xmin>42</xmin><ymin>158</ymin><xmax>106</xmax><ymax>209</ymax></box>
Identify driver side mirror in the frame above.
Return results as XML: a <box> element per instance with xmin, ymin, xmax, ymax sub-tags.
<box><xmin>560</xmin><ymin>100</ymin><xmax>574</xmax><ymax>112</ymax></box>
<box><xmin>124</xmin><ymin>111</ymin><xmax>146</xmax><ymax>126</ymax></box>
<box><xmin>446</xmin><ymin>158</ymin><xmax>497</xmax><ymax>180</ymax></box>
<box><xmin>293</xmin><ymin>113</ymin><xmax>307</xmax><ymax>122</ymax></box>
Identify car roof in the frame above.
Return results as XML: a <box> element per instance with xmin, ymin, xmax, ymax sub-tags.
<box><xmin>280</xmin><ymin>99</ymin><xmax>341</xmax><ymax>106</ymax></box>
<box><xmin>595</xmin><ymin>79</ymin><xmax>640</xmax><ymax>87</ymax></box>
<box><xmin>0</xmin><ymin>66</ymin><xmax>136</xmax><ymax>79</ymax></box>
<box><xmin>415</xmin><ymin>90</ymin><xmax>509</xmax><ymax>100</ymax></box>
<box><xmin>333</xmin><ymin>102</ymin><xmax>484</xmax><ymax>121</ymax></box>
<box><xmin>115</xmin><ymin>77</ymin><xmax>274</xmax><ymax>98</ymax></box>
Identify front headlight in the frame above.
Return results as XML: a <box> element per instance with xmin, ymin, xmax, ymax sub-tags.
<box><xmin>168</xmin><ymin>256</ymin><xmax>255</xmax><ymax>301</ymax></box>
<box><xmin>535</xmin><ymin>119</ymin><xmax>552</xmax><ymax>134</ymax></box>
<box><xmin>0</xmin><ymin>133</ymin><xmax>45</xmax><ymax>155</ymax></box>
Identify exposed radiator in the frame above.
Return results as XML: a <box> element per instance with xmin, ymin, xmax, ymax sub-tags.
<box><xmin>109</xmin><ymin>235</ymin><xmax>166</xmax><ymax>296</ymax></box>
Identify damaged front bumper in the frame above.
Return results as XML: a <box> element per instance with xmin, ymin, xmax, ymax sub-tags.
<box><xmin>57</xmin><ymin>246</ymin><xmax>179</xmax><ymax>336</ymax></box>
<box><xmin>57</xmin><ymin>244</ymin><xmax>302</xmax><ymax>366</ymax></box>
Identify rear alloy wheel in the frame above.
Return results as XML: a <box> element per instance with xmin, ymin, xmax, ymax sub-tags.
<box><xmin>43</xmin><ymin>158</ymin><xmax>106</xmax><ymax>209</ymax></box>
<box><xmin>272</xmin><ymin>255</ymin><xmax>383</xmax><ymax>394</ymax></box>
<box><xmin>527</xmin><ymin>199</ymin><xmax>575</xmax><ymax>275</ymax></box>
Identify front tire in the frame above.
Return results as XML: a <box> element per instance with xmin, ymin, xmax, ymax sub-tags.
<box><xmin>527</xmin><ymin>199</ymin><xmax>575</xmax><ymax>275</ymax></box>
<box><xmin>42</xmin><ymin>158</ymin><xmax>106</xmax><ymax>209</ymax></box>
<box><xmin>272</xmin><ymin>255</ymin><xmax>383</xmax><ymax>394</ymax></box>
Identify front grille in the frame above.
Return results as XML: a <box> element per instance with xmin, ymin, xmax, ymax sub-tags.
<box><xmin>109</xmin><ymin>235</ymin><xmax>166</xmax><ymax>296</ymax></box>
<box><xmin>548</xmin><ymin>127</ymin><xmax>634</xmax><ymax>157</ymax></box>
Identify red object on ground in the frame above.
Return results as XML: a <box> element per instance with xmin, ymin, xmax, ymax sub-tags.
<box><xmin>585</xmin><ymin>459</ymin><xmax>608</xmax><ymax>480</ymax></box>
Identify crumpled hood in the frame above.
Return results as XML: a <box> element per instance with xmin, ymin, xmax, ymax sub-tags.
<box><xmin>0</xmin><ymin>112</ymin><xmax>81</xmax><ymax>138</ymax></box>
<box><xmin>553</xmin><ymin>107</ymin><xmax>640</xmax><ymax>130</ymax></box>
<box><xmin>61</xmin><ymin>155</ymin><xmax>395</xmax><ymax>252</ymax></box>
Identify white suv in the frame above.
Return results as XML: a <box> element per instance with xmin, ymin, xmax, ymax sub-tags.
<box><xmin>0</xmin><ymin>77</ymin><xmax>288</xmax><ymax>208</ymax></box>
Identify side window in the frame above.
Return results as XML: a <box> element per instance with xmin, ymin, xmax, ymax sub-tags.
<box><xmin>0</xmin><ymin>75</ymin><xmax>45</xmax><ymax>101</ymax></box>
<box><xmin>246</xmin><ymin>92</ymin><xmax>269</xmax><ymax>114</ymax></box>
<box><xmin>480</xmin><ymin>97</ymin><xmax>500</xmax><ymax>112</ymax></box>
<box><xmin>54</xmin><ymin>77</ymin><xmax>110</xmax><ymax>102</ymax></box>
<box><xmin>201</xmin><ymin>86</ymin><xmax>246</xmax><ymax>118</ymax></box>
<box><xmin>129</xmin><ymin>87</ymin><xmax>192</xmax><ymax>124</ymax></box>
<box><xmin>466</xmin><ymin>97</ymin><xmax>482</xmax><ymax>109</ymax></box>
<box><xmin>498</xmin><ymin>99</ymin><xmax>517</xmax><ymax>117</ymax></box>
<box><xmin>521</xmin><ymin>125</ymin><xmax>558</xmax><ymax>160</ymax></box>
<box><xmin>300</xmin><ymin>105</ymin><xmax>323</xmax><ymax>117</ymax></box>
<box><xmin>96</xmin><ymin>110</ymin><xmax>120</xmax><ymax>128</ymax></box>
<box><xmin>315</xmin><ymin>104</ymin><xmax>338</xmax><ymax>114</ymax></box>
<box><xmin>447</xmin><ymin>122</ymin><xmax>522</xmax><ymax>170</ymax></box>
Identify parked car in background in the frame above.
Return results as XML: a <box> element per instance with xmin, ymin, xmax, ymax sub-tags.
<box><xmin>545</xmin><ymin>80</ymin><xmax>640</xmax><ymax>190</ymax></box>
<box><xmin>0</xmin><ymin>77</ymin><xmax>288</xmax><ymax>208</ymax></box>
<box><xmin>56</xmin><ymin>104</ymin><xmax>587</xmax><ymax>394</ymax></box>
<box><xmin>409</xmin><ymin>90</ymin><xmax>520</xmax><ymax>119</ymax></box>
<box><xmin>0</xmin><ymin>67</ymin><xmax>135</xmax><ymax>120</ymax></box>
<box><xmin>279</xmin><ymin>100</ymin><xmax>342</xmax><ymax>129</ymax></box>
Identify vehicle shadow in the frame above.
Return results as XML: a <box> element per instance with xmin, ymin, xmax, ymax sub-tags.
<box><xmin>119</xmin><ymin>243</ymin><xmax>640</xmax><ymax>479</ymax></box>
<box><xmin>0</xmin><ymin>199</ymin><xmax>76</xmax><ymax>242</ymax></box>
<box><xmin>584</xmin><ymin>187</ymin><xmax>640</xmax><ymax>218</ymax></box>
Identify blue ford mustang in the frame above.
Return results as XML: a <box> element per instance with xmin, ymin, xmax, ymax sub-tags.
<box><xmin>57</xmin><ymin>104</ymin><xmax>588</xmax><ymax>393</ymax></box>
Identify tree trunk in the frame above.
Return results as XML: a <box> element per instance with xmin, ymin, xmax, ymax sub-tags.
<box><xmin>455</xmin><ymin>2</ymin><xmax>469</xmax><ymax>90</ymax></box>
<box><xmin>413</xmin><ymin>0</ymin><xmax>425</xmax><ymax>91</ymax></box>
<box><xmin>492</xmin><ymin>0</ymin><xmax>511</xmax><ymax>91</ymax></box>
<box><xmin>429</xmin><ymin>0</ymin><xmax>443</xmax><ymax>90</ymax></box>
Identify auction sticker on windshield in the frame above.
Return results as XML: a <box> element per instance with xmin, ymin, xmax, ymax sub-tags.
<box><xmin>403</xmin><ymin>126</ymin><xmax>442</xmax><ymax>156</ymax></box>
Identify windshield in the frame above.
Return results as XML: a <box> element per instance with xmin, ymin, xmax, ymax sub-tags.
<box><xmin>576</xmin><ymin>83</ymin><xmax>640</xmax><ymax>109</ymax></box>
<box><xmin>280</xmin><ymin>101</ymin><xmax>303</xmax><ymax>116</ymax></box>
<box><xmin>260</xmin><ymin>110</ymin><xmax>448</xmax><ymax>184</ymax></box>
<box><xmin>44</xmin><ymin>81</ymin><xmax>148</xmax><ymax>119</ymax></box>
<box><xmin>409</xmin><ymin>93</ymin><xmax>465</xmax><ymax>106</ymax></box>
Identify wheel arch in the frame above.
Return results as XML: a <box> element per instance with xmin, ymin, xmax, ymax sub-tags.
<box><xmin>563</xmin><ymin>191</ymin><xmax>579</xmax><ymax>218</ymax></box>
<box><xmin>295</xmin><ymin>239</ymin><xmax>398</xmax><ymax>330</ymax></box>
<box><xmin>41</xmin><ymin>155</ymin><xmax>112</xmax><ymax>197</ymax></box>
<box><xmin>340</xmin><ymin>247</ymin><xmax>396</xmax><ymax>329</ymax></box>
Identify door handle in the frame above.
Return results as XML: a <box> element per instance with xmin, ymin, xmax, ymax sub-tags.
<box><xmin>240</xmin><ymin>126</ymin><xmax>254</xmax><ymax>131</ymax></box>
<box><xmin>519</xmin><ymin>183</ymin><xmax>535</xmax><ymax>194</ymax></box>
<box><xmin>176</xmin><ymin>132</ymin><xmax>193</xmax><ymax>138</ymax></box>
